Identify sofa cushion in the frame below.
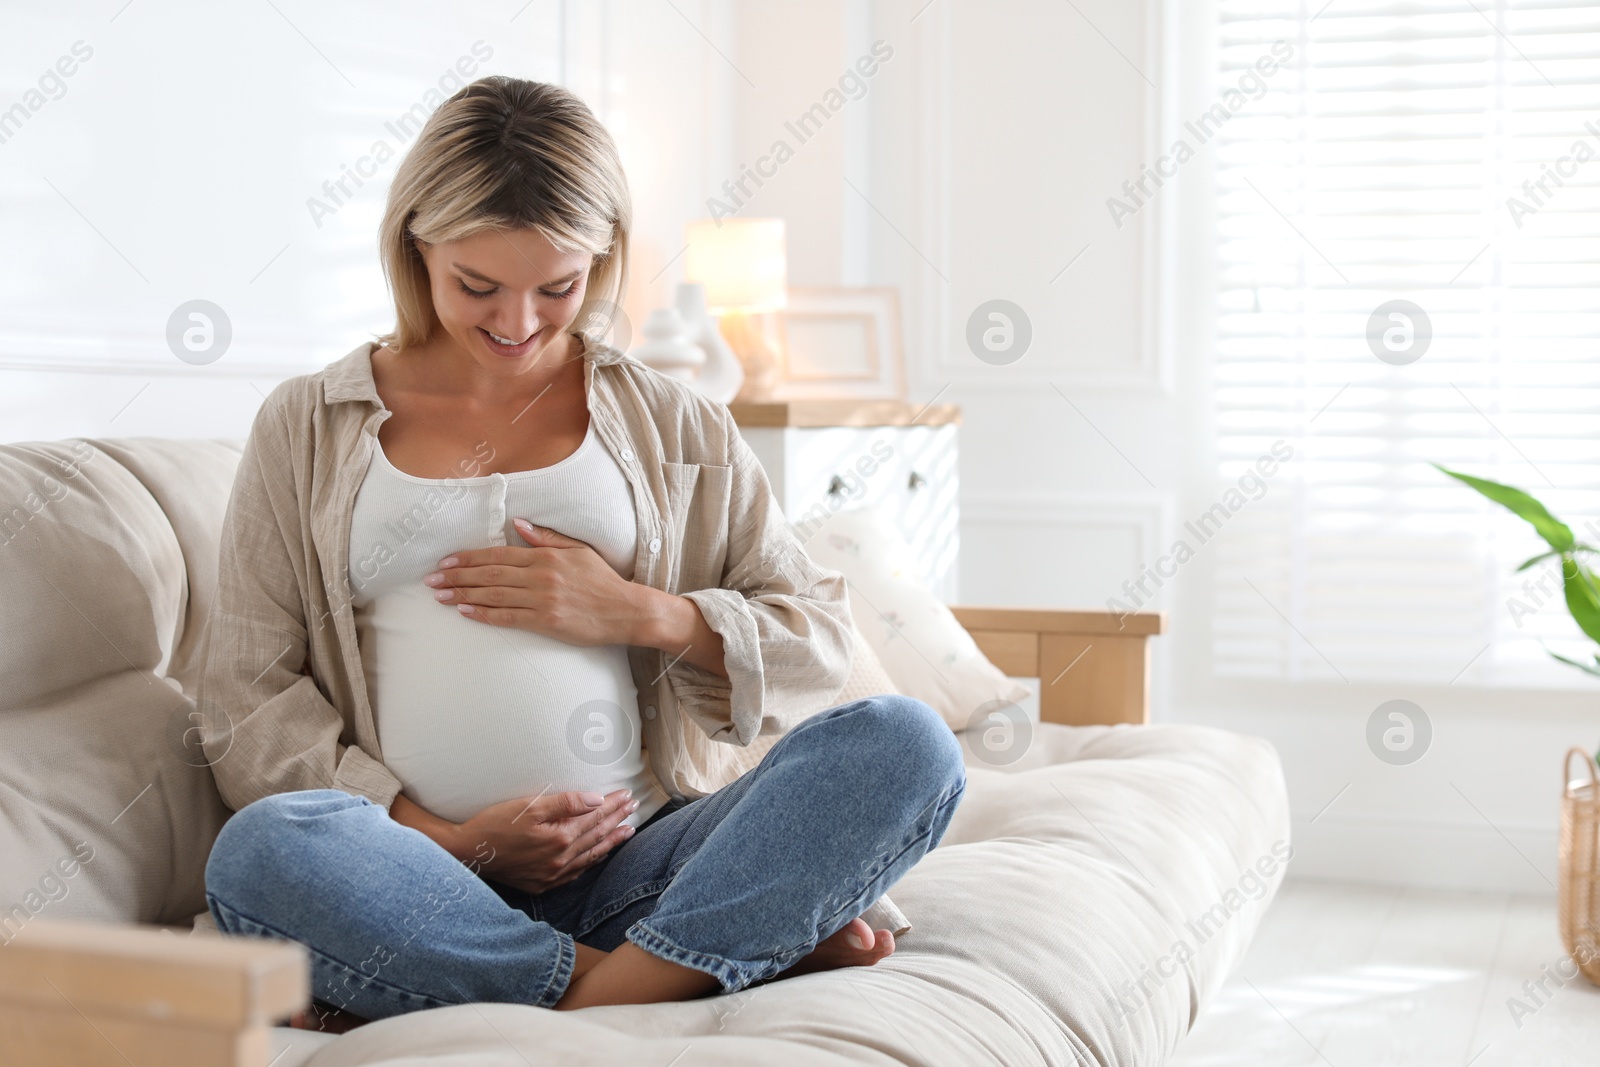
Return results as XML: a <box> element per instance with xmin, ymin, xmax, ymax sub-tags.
<box><xmin>0</xmin><ymin>440</ymin><xmax>185</xmax><ymax>703</ymax></box>
<box><xmin>87</xmin><ymin>438</ymin><xmax>245</xmax><ymax>698</ymax></box>
<box><xmin>0</xmin><ymin>439</ymin><xmax>230</xmax><ymax>932</ymax></box>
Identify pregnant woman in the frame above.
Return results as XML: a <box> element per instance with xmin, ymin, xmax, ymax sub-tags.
<box><xmin>196</xmin><ymin>75</ymin><xmax>967</xmax><ymax>1026</ymax></box>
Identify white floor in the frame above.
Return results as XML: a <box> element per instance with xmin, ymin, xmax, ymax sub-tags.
<box><xmin>1168</xmin><ymin>879</ymin><xmax>1600</xmax><ymax>1067</ymax></box>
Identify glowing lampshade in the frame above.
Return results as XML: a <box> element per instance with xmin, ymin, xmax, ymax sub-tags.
<box><xmin>684</xmin><ymin>218</ymin><xmax>788</xmax><ymax>314</ymax></box>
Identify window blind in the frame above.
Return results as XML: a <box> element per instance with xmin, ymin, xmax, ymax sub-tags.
<box><xmin>1211</xmin><ymin>0</ymin><xmax>1600</xmax><ymax>686</ymax></box>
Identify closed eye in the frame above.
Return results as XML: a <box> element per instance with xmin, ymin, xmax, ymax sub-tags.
<box><xmin>457</xmin><ymin>280</ymin><xmax>580</xmax><ymax>300</ymax></box>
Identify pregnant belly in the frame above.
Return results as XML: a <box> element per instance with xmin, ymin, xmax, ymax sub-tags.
<box><xmin>365</xmin><ymin>587</ymin><xmax>656</xmax><ymax>824</ymax></box>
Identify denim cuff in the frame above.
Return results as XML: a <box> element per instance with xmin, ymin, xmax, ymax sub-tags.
<box><xmin>533</xmin><ymin>927</ymin><xmax>578</xmax><ymax>1008</ymax></box>
<box><xmin>624</xmin><ymin>919</ymin><xmax>751</xmax><ymax>994</ymax></box>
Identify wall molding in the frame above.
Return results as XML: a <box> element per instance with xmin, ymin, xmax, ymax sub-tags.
<box><xmin>960</xmin><ymin>492</ymin><xmax>1177</xmax><ymax>585</ymax></box>
<box><xmin>963</xmin><ymin>489</ymin><xmax>1174</xmax><ymax>616</ymax></box>
<box><xmin>910</xmin><ymin>0</ymin><xmax>1176</xmax><ymax>395</ymax></box>
<box><xmin>964</xmin><ymin>490</ymin><xmax>1170</xmax><ymax>572</ymax></box>
<box><xmin>0</xmin><ymin>353</ymin><xmax>321</xmax><ymax>380</ymax></box>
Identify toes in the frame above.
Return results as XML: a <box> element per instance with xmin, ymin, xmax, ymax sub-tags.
<box><xmin>863</xmin><ymin>929</ymin><xmax>893</xmax><ymax>962</ymax></box>
<box><xmin>843</xmin><ymin>917</ymin><xmax>874</xmax><ymax>951</ymax></box>
<box><xmin>846</xmin><ymin>923</ymin><xmax>895</xmax><ymax>965</ymax></box>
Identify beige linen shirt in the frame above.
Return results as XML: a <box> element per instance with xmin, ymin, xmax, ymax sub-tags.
<box><xmin>194</xmin><ymin>335</ymin><xmax>856</xmax><ymax>815</ymax></box>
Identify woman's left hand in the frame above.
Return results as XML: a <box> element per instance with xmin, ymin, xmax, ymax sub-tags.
<box><xmin>423</xmin><ymin>518</ymin><xmax>644</xmax><ymax>646</ymax></box>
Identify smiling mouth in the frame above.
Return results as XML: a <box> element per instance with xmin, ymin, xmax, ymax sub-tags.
<box><xmin>478</xmin><ymin>326</ymin><xmax>542</xmax><ymax>354</ymax></box>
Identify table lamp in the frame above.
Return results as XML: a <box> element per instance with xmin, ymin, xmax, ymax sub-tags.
<box><xmin>683</xmin><ymin>217</ymin><xmax>787</xmax><ymax>403</ymax></box>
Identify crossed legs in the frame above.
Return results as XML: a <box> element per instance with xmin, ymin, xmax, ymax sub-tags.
<box><xmin>204</xmin><ymin>694</ymin><xmax>967</xmax><ymax>1019</ymax></box>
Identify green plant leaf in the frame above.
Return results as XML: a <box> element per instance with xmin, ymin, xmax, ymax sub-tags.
<box><xmin>1516</xmin><ymin>549</ymin><xmax>1562</xmax><ymax>572</ymax></box>
<box><xmin>1563</xmin><ymin>557</ymin><xmax>1600</xmax><ymax>646</ymax></box>
<box><xmin>1548</xmin><ymin>648</ymin><xmax>1600</xmax><ymax>679</ymax></box>
<box><xmin>1433</xmin><ymin>464</ymin><xmax>1575</xmax><ymax>552</ymax></box>
<box><xmin>1518</xmin><ymin>546</ymin><xmax>1600</xmax><ymax>572</ymax></box>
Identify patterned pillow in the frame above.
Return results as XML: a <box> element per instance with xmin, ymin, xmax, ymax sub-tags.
<box><xmin>830</xmin><ymin>616</ymin><xmax>901</xmax><ymax>707</ymax></box>
<box><xmin>797</xmin><ymin>504</ymin><xmax>1031</xmax><ymax>733</ymax></box>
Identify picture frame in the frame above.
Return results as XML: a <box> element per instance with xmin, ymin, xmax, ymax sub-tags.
<box><xmin>773</xmin><ymin>286</ymin><xmax>906</xmax><ymax>400</ymax></box>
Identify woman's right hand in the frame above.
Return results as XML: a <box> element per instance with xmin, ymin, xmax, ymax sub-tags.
<box><xmin>453</xmin><ymin>789</ymin><xmax>641</xmax><ymax>895</ymax></box>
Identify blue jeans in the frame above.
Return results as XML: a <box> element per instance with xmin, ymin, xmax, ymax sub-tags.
<box><xmin>203</xmin><ymin>695</ymin><xmax>967</xmax><ymax>1020</ymax></box>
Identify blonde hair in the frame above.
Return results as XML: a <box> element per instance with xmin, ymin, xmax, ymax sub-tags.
<box><xmin>374</xmin><ymin>76</ymin><xmax>632</xmax><ymax>354</ymax></box>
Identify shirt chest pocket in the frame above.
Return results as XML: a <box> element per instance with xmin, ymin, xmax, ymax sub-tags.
<box><xmin>661</xmin><ymin>461</ymin><xmax>732</xmax><ymax>592</ymax></box>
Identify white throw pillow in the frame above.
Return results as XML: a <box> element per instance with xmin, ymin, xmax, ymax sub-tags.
<box><xmin>794</xmin><ymin>504</ymin><xmax>1031</xmax><ymax>732</ymax></box>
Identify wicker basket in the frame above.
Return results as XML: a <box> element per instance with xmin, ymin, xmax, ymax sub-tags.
<box><xmin>1559</xmin><ymin>747</ymin><xmax>1600</xmax><ymax>985</ymax></box>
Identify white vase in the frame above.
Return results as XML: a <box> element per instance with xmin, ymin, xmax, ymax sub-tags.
<box><xmin>629</xmin><ymin>308</ymin><xmax>706</xmax><ymax>382</ymax></box>
<box><xmin>676</xmin><ymin>282</ymin><xmax>745</xmax><ymax>404</ymax></box>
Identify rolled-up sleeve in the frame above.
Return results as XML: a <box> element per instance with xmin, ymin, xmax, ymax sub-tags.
<box><xmin>667</xmin><ymin>413</ymin><xmax>854</xmax><ymax>747</ymax></box>
<box><xmin>196</xmin><ymin>385</ymin><xmax>403</xmax><ymax>813</ymax></box>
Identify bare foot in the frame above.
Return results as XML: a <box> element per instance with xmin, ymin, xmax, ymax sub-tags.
<box><xmin>554</xmin><ymin>917</ymin><xmax>895</xmax><ymax>1010</ymax></box>
<box><xmin>765</xmin><ymin>917</ymin><xmax>895</xmax><ymax>983</ymax></box>
<box><xmin>287</xmin><ymin>1002</ymin><xmax>369</xmax><ymax>1034</ymax></box>
<box><xmin>556</xmin><ymin>940</ymin><xmax>721</xmax><ymax>1009</ymax></box>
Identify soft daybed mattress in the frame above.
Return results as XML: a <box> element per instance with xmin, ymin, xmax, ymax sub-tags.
<box><xmin>267</xmin><ymin>720</ymin><xmax>1289</xmax><ymax>1067</ymax></box>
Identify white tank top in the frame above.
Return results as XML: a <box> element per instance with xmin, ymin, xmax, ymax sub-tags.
<box><xmin>348</xmin><ymin>419</ymin><xmax>671</xmax><ymax>828</ymax></box>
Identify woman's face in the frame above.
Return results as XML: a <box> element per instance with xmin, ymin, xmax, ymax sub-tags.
<box><xmin>415</xmin><ymin>227</ymin><xmax>594</xmax><ymax>374</ymax></box>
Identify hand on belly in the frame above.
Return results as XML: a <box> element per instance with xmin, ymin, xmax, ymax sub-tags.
<box><xmin>454</xmin><ymin>788</ymin><xmax>643</xmax><ymax>895</ymax></box>
<box><xmin>422</xmin><ymin>520</ymin><xmax>644</xmax><ymax>646</ymax></box>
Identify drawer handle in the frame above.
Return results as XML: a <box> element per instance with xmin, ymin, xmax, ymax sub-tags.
<box><xmin>828</xmin><ymin>471</ymin><xmax>928</xmax><ymax>496</ymax></box>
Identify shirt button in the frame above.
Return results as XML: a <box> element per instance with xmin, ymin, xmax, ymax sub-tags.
<box><xmin>649</xmin><ymin>537</ymin><xmax>662</xmax><ymax>553</ymax></box>
<box><xmin>643</xmin><ymin>705</ymin><xmax>656</xmax><ymax>720</ymax></box>
<box><xmin>620</xmin><ymin>448</ymin><xmax>634</xmax><ymax>462</ymax></box>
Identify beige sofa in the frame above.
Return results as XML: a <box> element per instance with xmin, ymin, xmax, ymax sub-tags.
<box><xmin>0</xmin><ymin>436</ymin><xmax>1290</xmax><ymax>1067</ymax></box>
